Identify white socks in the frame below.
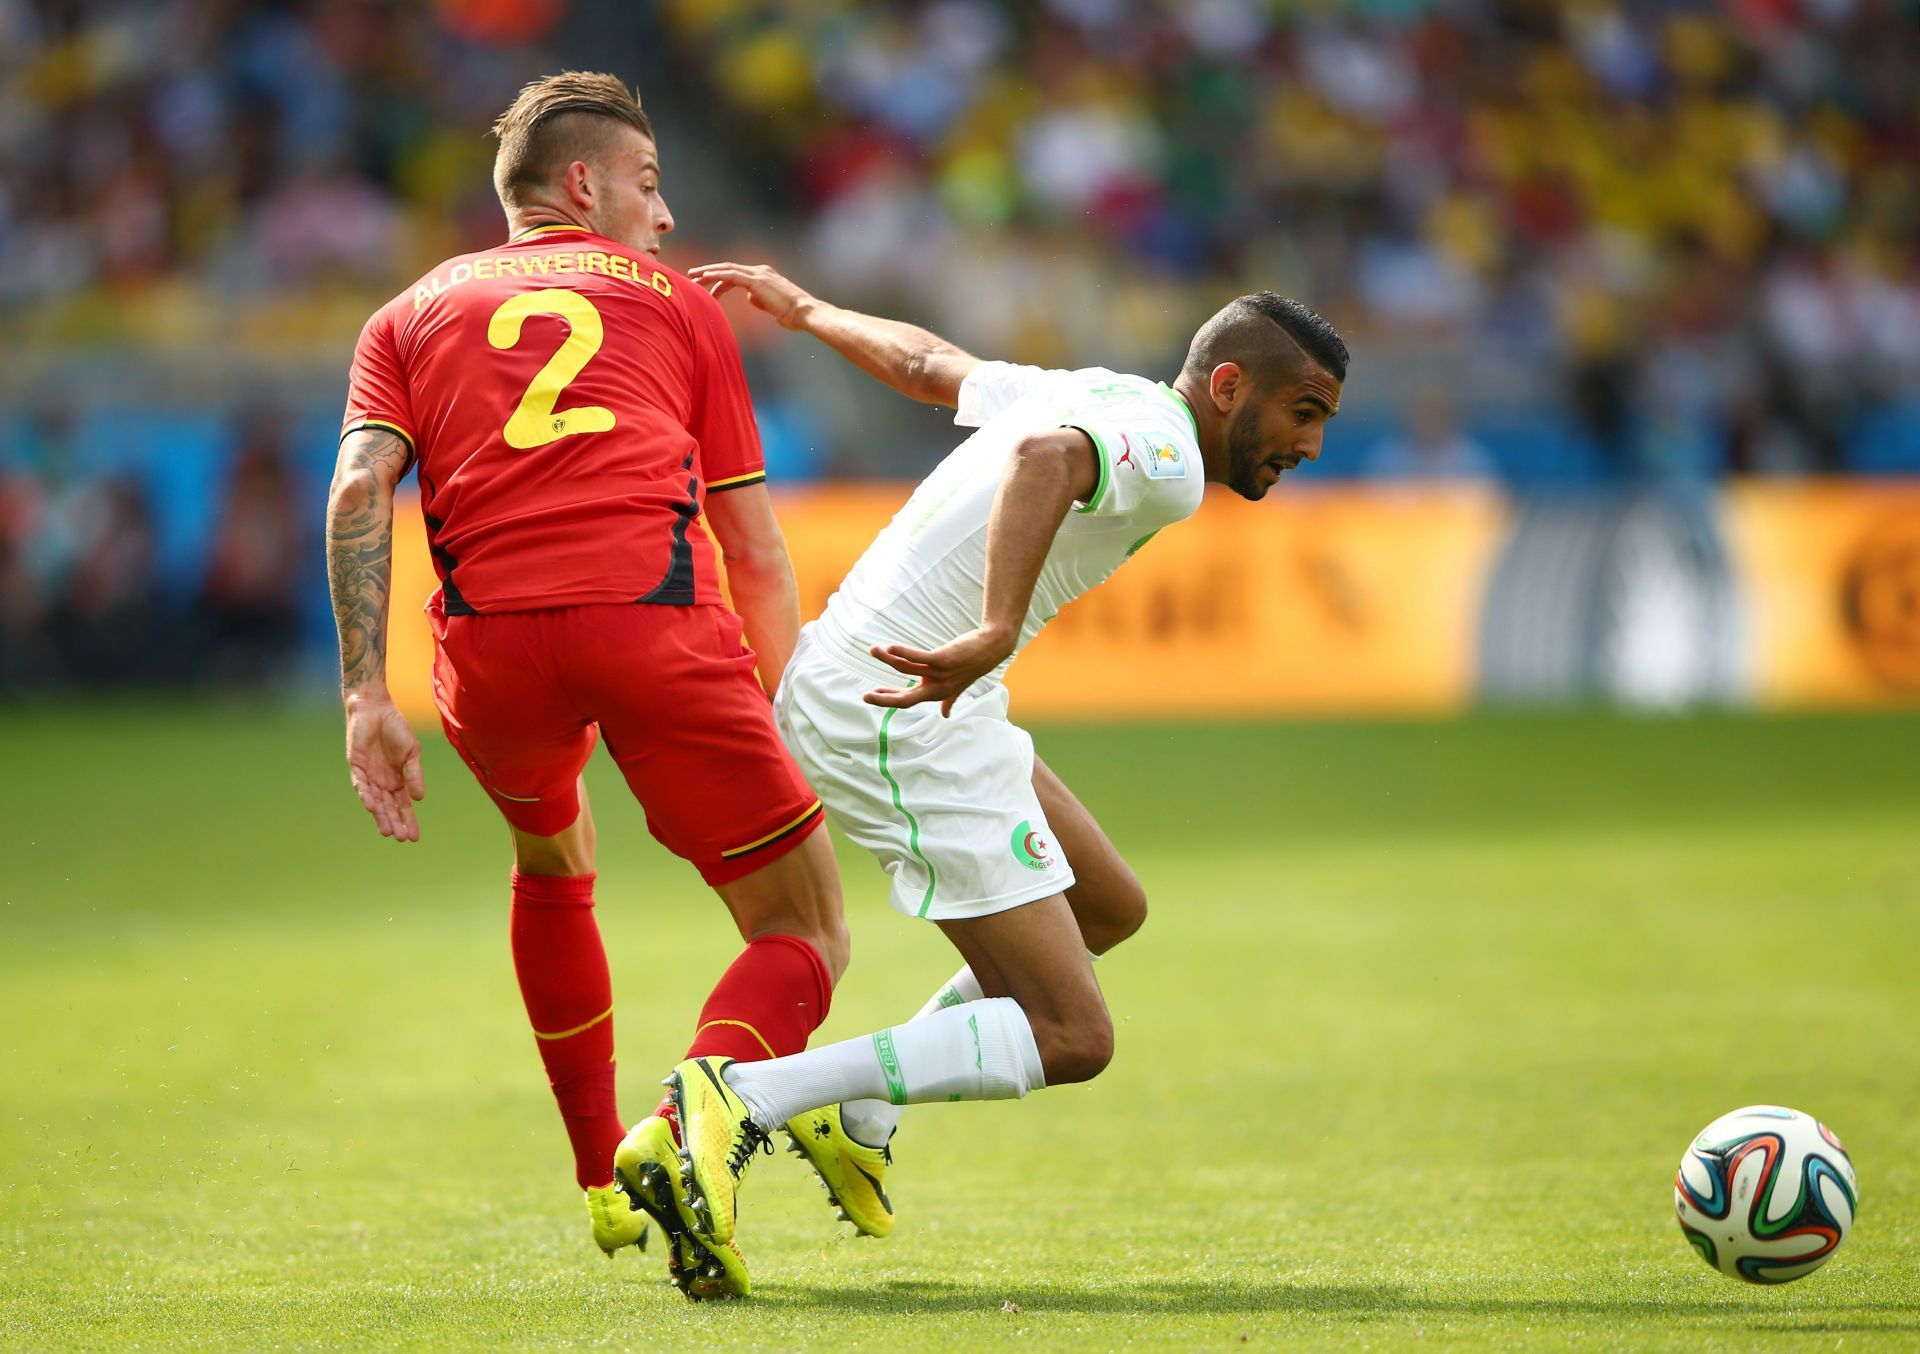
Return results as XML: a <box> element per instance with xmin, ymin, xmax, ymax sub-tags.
<box><xmin>838</xmin><ymin>966</ymin><xmax>983</xmax><ymax>1145</ymax></box>
<box><xmin>724</xmin><ymin>996</ymin><xmax>1046</xmax><ymax>1134</ymax></box>
<box><xmin>918</xmin><ymin>967</ymin><xmax>986</xmax><ymax>1016</ymax></box>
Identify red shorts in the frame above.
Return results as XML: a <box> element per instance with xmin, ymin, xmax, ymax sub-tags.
<box><xmin>429</xmin><ymin>598</ymin><xmax>823</xmax><ymax>886</ymax></box>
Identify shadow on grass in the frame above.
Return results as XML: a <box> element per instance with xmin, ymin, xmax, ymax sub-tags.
<box><xmin>756</xmin><ymin>1278</ymin><xmax>1920</xmax><ymax>1325</ymax></box>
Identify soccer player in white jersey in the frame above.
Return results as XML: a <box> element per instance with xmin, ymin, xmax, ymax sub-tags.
<box><xmin>621</xmin><ymin>261</ymin><xmax>1346</xmax><ymax>1253</ymax></box>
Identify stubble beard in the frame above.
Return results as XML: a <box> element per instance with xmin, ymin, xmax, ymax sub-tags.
<box><xmin>1226</xmin><ymin>404</ymin><xmax>1268</xmax><ymax>500</ymax></box>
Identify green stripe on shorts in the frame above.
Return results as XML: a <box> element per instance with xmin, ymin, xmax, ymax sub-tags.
<box><xmin>877</xmin><ymin>706</ymin><xmax>938</xmax><ymax>917</ymax></box>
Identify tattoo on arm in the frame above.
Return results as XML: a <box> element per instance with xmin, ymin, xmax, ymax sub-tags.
<box><xmin>326</xmin><ymin>429</ymin><xmax>410</xmax><ymax>694</ymax></box>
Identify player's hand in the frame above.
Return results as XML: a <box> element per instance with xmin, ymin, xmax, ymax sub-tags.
<box><xmin>688</xmin><ymin>261</ymin><xmax>814</xmax><ymax>329</ymax></box>
<box><xmin>865</xmin><ymin>626</ymin><xmax>1015</xmax><ymax>717</ymax></box>
<box><xmin>343</xmin><ymin>693</ymin><xmax>426</xmax><ymax>842</ymax></box>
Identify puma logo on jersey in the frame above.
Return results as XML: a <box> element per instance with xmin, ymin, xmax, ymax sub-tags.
<box><xmin>1117</xmin><ymin>436</ymin><xmax>1136</xmax><ymax>469</ymax></box>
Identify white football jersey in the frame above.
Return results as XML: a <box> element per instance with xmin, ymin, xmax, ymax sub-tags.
<box><xmin>820</xmin><ymin>362</ymin><xmax>1207</xmax><ymax>685</ymax></box>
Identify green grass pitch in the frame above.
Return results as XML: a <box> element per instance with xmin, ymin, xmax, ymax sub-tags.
<box><xmin>3</xmin><ymin>703</ymin><xmax>1917</xmax><ymax>1350</ymax></box>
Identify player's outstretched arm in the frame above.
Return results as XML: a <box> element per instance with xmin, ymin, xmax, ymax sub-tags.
<box><xmin>689</xmin><ymin>260</ymin><xmax>980</xmax><ymax>408</ymax></box>
<box><xmin>867</xmin><ymin>428</ymin><xmax>1100</xmax><ymax>716</ymax></box>
<box><xmin>326</xmin><ymin>426</ymin><xmax>425</xmax><ymax>842</ymax></box>
<box><xmin>704</xmin><ymin>482</ymin><xmax>802</xmax><ymax>698</ymax></box>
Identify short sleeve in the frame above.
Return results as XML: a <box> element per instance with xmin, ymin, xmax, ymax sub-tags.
<box><xmin>686</xmin><ymin>285</ymin><xmax>766</xmax><ymax>493</ymax></box>
<box><xmin>1059</xmin><ymin>420</ymin><xmax>1198</xmax><ymax>519</ymax></box>
<box><xmin>955</xmin><ymin>361</ymin><xmax>1056</xmax><ymax>428</ymax></box>
<box><xmin>340</xmin><ymin>306</ymin><xmax>418</xmax><ymax>469</ymax></box>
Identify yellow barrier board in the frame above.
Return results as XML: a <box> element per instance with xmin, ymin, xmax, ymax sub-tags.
<box><xmin>388</xmin><ymin>484</ymin><xmax>1507</xmax><ymax>723</ymax></box>
<box><xmin>1723</xmin><ymin>480</ymin><xmax>1920</xmax><ymax>707</ymax></box>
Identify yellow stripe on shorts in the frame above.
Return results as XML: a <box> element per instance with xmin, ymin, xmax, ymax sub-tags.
<box><xmin>719</xmin><ymin>800</ymin><xmax>822</xmax><ymax>859</ymax></box>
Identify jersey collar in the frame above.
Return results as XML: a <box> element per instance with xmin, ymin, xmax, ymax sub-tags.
<box><xmin>508</xmin><ymin>223</ymin><xmax>592</xmax><ymax>242</ymax></box>
<box><xmin>1158</xmin><ymin>382</ymin><xmax>1199</xmax><ymax>442</ymax></box>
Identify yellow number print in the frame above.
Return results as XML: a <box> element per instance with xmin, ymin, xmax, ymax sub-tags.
<box><xmin>487</xmin><ymin>289</ymin><xmax>617</xmax><ymax>449</ymax></box>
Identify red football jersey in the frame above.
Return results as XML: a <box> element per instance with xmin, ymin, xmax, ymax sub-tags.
<box><xmin>341</xmin><ymin>225</ymin><xmax>765</xmax><ymax>613</ymax></box>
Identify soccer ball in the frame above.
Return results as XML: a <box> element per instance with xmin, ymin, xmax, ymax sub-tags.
<box><xmin>1674</xmin><ymin>1105</ymin><xmax>1858</xmax><ymax>1284</ymax></box>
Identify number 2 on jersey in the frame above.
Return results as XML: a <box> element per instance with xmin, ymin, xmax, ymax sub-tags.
<box><xmin>487</xmin><ymin>288</ymin><xmax>616</xmax><ymax>449</ymax></box>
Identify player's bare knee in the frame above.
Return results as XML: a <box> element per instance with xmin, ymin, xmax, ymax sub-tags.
<box><xmin>1031</xmin><ymin>1008</ymin><xmax>1115</xmax><ymax>1086</ymax></box>
<box><xmin>1122</xmin><ymin>890</ymin><xmax>1147</xmax><ymax>946</ymax></box>
<box><xmin>1101</xmin><ymin>872</ymin><xmax>1148</xmax><ymax>951</ymax></box>
<box><xmin>511</xmin><ymin>836</ymin><xmax>594</xmax><ymax>877</ymax></box>
<box><xmin>1040</xmin><ymin>1030</ymin><xmax>1113</xmax><ymax>1087</ymax></box>
<box><xmin>511</xmin><ymin>804</ymin><xmax>596</xmax><ymax>877</ymax></box>
<box><xmin>1071</xmin><ymin>869</ymin><xmax>1148</xmax><ymax>955</ymax></box>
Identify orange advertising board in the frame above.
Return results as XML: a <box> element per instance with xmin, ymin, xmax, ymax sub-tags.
<box><xmin>386</xmin><ymin>491</ymin><xmax>440</xmax><ymax>725</ymax></box>
<box><xmin>1722</xmin><ymin>480</ymin><xmax>1920</xmax><ymax>707</ymax></box>
<box><xmin>782</xmin><ymin>484</ymin><xmax>1507</xmax><ymax>719</ymax></box>
<box><xmin>388</xmin><ymin>484</ymin><xmax>1507</xmax><ymax>723</ymax></box>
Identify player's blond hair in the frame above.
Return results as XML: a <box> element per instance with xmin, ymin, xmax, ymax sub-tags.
<box><xmin>490</xmin><ymin>71</ymin><xmax>655</xmax><ymax>210</ymax></box>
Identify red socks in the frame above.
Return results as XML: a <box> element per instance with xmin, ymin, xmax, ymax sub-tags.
<box><xmin>644</xmin><ymin>934</ymin><xmax>833</xmax><ymax>1130</ymax></box>
<box><xmin>511</xmin><ymin>871</ymin><xmax>830</xmax><ymax>1171</ymax></box>
<box><xmin>510</xmin><ymin>870</ymin><xmax>623</xmax><ymax>1189</ymax></box>
<box><xmin>685</xmin><ymin>933</ymin><xmax>833</xmax><ymax>1062</ymax></box>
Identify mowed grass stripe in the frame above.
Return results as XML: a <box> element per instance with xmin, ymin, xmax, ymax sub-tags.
<box><xmin>2</xmin><ymin>704</ymin><xmax>1916</xmax><ymax>1350</ymax></box>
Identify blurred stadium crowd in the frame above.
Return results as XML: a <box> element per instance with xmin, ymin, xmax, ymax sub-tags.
<box><xmin>2</xmin><ymin>0</ymin><xmax>1917</xmax><ymax>688</ymax></box>
<box><xmin>677</xmin><ymin>0</ymin><xmax>1920</xmax><ymax>479</ymax></box>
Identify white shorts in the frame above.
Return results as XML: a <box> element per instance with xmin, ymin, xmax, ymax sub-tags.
<box><xmin>774</xmin><ymin>621</ymin><xmax>1076</xmax><ymax>922</ymax></box>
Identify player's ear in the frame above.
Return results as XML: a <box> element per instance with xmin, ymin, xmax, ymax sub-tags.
<box><xmin>1208</xmin><ymin>362</ymin><xmax>1244</xmax><ymax>413</ymax></box>
<box><xmin>562</xmin><ymin>159</ymin><xmax>595</xmax><ymax>212</ymax></box>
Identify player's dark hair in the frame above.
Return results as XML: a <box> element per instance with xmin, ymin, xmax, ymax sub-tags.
<box><xmin>1182</xmin><ymin>292</ymin><xmax>1349</xmax><ymax>386</ymax></box>
<box><xmin>491</xmin><ymin>71</ymin><xmax>655</xmax><ymax>210</ymax></box>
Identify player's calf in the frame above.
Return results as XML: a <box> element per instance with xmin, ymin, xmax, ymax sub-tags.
<box><xmin>717</xmin><ymin>831</ymin><xmax>851</xmax><ymax>981</ymax></box>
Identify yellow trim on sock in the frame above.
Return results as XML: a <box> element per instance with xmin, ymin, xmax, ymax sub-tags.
<box><xmin>693</xmin><ymin>1018</ymin><xmax>776</xmax><ymax>1059</ymax></box>
<box><xmin>533</xmin><ymin>1003</ymin><xmax>614</xmax><ymax>1041</ymax></box>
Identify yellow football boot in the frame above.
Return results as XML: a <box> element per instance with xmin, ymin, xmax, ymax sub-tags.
<box><xmin>785</xmin><ymin>1105</ymin><xmax>894</xmax><ymax>1238</ymax></box>
<box><xmin>666</xmin><ymin>1057</ymin><xmax>770</xmax><ymax>1246</ymax></box>
<box><xmin>585</xmin><ymin>1181</ymin><xmax>648</xmax><ymax>1255</ymax></box>
<box><xmin>613</xmin><ymin>1112</ymin><xmax>750</xmax><ymax>1300</ymax></box>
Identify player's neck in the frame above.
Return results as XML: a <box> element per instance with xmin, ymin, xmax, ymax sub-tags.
<box><xmin>1169</xmin><ymin>374</ymin><xmax>1226</xmax><ymax>483</ymax></box>
<box><xmin>507</xmin><ymin>208</ymin><xmax>594</xmax><ymax>241</ymax></box>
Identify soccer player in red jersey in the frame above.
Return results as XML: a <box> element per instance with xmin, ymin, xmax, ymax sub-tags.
<box><xmin>324</xmin><ymin>73</ymin><xmax>844</xmax><ymax>1298</ymax></box>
